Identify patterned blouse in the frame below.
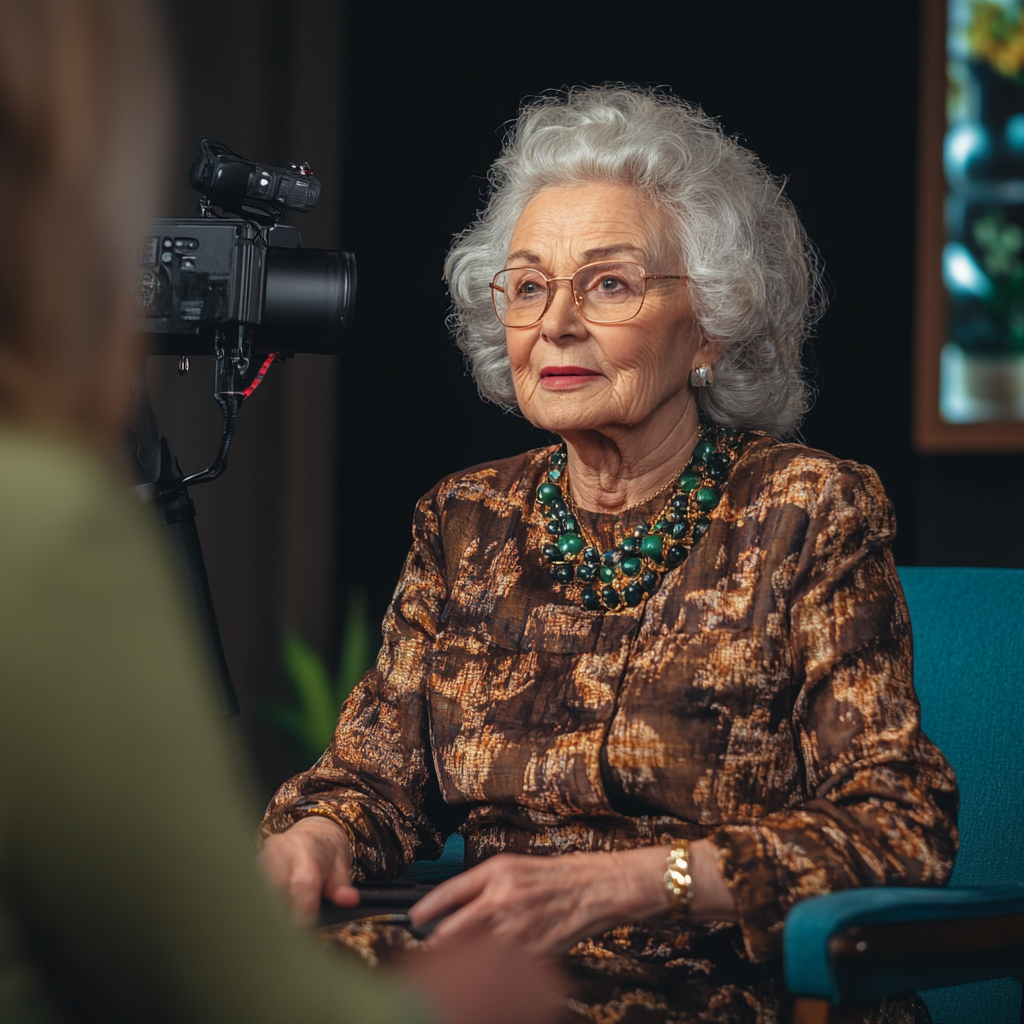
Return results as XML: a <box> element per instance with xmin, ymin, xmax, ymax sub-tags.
<box><xmin>262</xmin><ymin>433</ymin><xmax>958</xmax><ymax>1024</ymax></box>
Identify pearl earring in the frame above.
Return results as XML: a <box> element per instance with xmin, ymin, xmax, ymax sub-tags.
<box><xmin>689</xmin><ymin>364</ymin><xmax>715</xmax><ymax>388</ymax></box>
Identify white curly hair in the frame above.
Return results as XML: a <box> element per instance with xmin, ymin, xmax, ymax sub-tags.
<box><xmin>444</xmin><ymin>85</ymin><xmax>825</xmax><ymax>436</ymax></box>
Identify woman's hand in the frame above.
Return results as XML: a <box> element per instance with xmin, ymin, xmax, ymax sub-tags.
<box><xmin>408</xmin><ymin>839</ymin><xmax>737</xmax><ymax>958</ymax></box>
<box><xmin>256</xmin><ymin>816</ymin><xmax>358</xmax><ymax>925</ymax></box>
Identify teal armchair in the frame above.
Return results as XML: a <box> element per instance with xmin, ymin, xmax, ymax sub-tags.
<box><xmin>785</xmin><ymin>568</ymin><xmax>1024</xmax><ymax>1024</ymax></box>
<box><xmin>326</xmin><ymin>568</ymin><xmax>1024</xmax><ymax>1020</ymax></box>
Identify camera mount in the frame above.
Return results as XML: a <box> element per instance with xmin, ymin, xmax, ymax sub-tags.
<box><xmin>132</xmin><ymin>140</ymin><xmax>355</xmax><ymax>718</ymax></box>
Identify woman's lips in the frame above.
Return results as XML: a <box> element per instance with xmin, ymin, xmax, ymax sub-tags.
<box><xmin>539</xmin><ymin>365</ymin><xmax>600</xmax><ymax>390</ymax></box>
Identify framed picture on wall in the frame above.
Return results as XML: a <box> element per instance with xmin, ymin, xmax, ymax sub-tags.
<box><xmin>915</xmin><ymin>0</ymin><xmax>1024</xmax><ymax>451</ymax></box>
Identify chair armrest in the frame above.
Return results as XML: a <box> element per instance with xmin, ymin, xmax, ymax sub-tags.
<box><xmin>785</xmin><ymin>885</ymin><xmax>1024</xmax><ymax>1004</ymax></box>
<box><xmin>401</xmin><ymin>833</ymin><xmax>465</xmax><ymax>884</ymax></box>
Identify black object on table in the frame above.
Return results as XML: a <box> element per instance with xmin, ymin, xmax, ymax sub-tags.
<box><xmin>318</xmin><ymin>881</ymin><xmax>444</xmax><ymax>939</ymax></box>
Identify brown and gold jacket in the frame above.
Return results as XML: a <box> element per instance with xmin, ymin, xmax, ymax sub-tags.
<box><xmin>262</xmin><ymin>435</ymin><xmax>958</xmax><ymax>966</ymax></box>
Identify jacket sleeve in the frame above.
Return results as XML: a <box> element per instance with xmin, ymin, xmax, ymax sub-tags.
<box><xmin>710</xmin><ymin>462</ymin><xmax>960</xmax><ymax>963</ymax></box>
<box><xmin>260</xmin><ymin>486</ymin><xmax>451</xmax><ymax>881</ymax></box>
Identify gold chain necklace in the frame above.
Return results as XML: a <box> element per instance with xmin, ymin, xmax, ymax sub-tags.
<box><xmin>535</xmin><ymin>422</ymin><xmax>746</xmax><ymax>610</ymax></box>
<box><xmin>564</xmin><ymin>461</ymin><xmax>681</xmax><ymax>517</ymax></box>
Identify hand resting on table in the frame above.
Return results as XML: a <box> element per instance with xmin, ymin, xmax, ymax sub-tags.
<box><xmin>408</xmin><ymin>840</ymin><xmax>738</xmax><ymax>958</ymax></box>
<box><xmin>257</xmin><ymin>817</ymin><xmax>566</xmax><ymax>1024</ymax></box>
<box><xmin>258</xmin><ymin>819</ymin><xmax>738</xmax><ymax>959</ymax></box>
<box><xmin>257</xmin><ymin>816</ymin><xmax>357</xmax><ymax>925</ymax></box>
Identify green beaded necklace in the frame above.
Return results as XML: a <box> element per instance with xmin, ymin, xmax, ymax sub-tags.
<box><xmin>536</xmin><ymin>422</ymin><xmax>746</xmax><ymax>611</ymax></box>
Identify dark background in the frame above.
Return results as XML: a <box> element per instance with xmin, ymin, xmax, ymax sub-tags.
<box><xmin>156</xmin><ymin>0</ymin><xmax>1024</xmax><ymax>796</ymax></box>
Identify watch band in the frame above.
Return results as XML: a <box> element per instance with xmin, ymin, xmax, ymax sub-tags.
<box><xmin>664</xmin><ymin>839</ymin><xmax>694</xmax><ymax>918</ymax></box>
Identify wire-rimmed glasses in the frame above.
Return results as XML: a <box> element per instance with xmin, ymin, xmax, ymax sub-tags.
<box><xmin>490</xmin><ymin>260</ymin><xmax>684</xmax><ymax>328</ymax></box>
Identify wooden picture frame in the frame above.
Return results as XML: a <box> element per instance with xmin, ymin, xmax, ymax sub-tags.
<box><xmin>914</xmin><ymin>0</ymin><xmax>1024</xmax><ymax>452</ymax></box>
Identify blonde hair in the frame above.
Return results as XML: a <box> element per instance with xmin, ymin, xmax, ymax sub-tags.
<box><xmin>0</xmin><ymin>0</ymin><xmax>171</xmax><ymax>447</ymax></box>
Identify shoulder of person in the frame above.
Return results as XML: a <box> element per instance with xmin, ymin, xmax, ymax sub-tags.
<box><xmin>0</xmin><ymin>424</ymin><xmax>161</xmax><ymax>581</ymax></box>
<box><xmin>734</xmin><ymin>433</ymin><xmax>890</xmax><ymax>517</ymax></box>
<box><xmin>415</xmin><ymin>445</ymin><xmax>556</xmax><ymax>514</ymax></box>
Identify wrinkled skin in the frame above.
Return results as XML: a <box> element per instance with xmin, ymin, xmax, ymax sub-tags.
<box><xmin>505</xmin><ymin>182</ymin><xmax>721</xmax><ymax>514</ymax></box>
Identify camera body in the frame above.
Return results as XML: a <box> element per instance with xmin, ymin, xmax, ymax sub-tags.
<box><xmin>137</xmin><ymin>140</ymin><xmax>355</xmax><ymax>355</ymax></box>
<box><xmin>138</xmin><ymin>219</ymin><xmax>354</xmax><ymax>354</ymax></box>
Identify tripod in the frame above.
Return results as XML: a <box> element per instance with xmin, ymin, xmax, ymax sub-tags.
<box><xmin>130</xmin><ymin>327</ymin><xmax>279</xmax><ymax>718</ymax></box>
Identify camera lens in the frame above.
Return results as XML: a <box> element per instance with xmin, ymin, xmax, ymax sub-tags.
<box><xmin>259</xmin><ymin>248</ymin><xmax>356</xmax><ymax>353</ymax></box>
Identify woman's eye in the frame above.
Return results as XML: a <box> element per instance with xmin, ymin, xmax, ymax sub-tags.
<box><xmin>597</xmin><ymin>275</ymin><xmax>625</xmax><ymax>291</ymax></box>
<box><xmin>515</xmin><ymin>279</ymin><xmax>545</xmax><ymax>300</ymax></box>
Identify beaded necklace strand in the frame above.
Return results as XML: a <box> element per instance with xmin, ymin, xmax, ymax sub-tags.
<box><xmin>536</xmin><ymin>422</ymin><xmax>746</xmax><ymax>610</ymax></box>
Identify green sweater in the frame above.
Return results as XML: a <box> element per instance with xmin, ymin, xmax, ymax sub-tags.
<box><xmin>0</xmin><ymin>426</ymin><xmax>426</xmax><ymax>1023</ymax></box>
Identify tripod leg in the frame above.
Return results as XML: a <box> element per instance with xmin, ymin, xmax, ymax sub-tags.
<box><xmin>157</xmin><ymin>454</ymin><xmax>241</xmax><ymax>717</ymax></box>
<box><xmin>130</xmin><ymin>375</ymin><xmax>241</xmax><ymax>717</ymax></box>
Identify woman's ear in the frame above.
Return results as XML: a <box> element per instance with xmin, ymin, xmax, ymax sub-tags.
<box><xmin>692</xmin><ymin>337</ymin><xmax>724</xmax><ymax>369</ymax></box>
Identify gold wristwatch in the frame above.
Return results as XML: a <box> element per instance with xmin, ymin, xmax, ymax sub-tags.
<box><xmin>664</xmin><ymin>839</ymin><xmax>694</xmax><ymax>918</ymax></box>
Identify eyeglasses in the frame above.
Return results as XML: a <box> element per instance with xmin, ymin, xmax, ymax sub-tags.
<box><xmin>490</xmin><ymin>260</ymin><xmax>685</xmax><ymax>328</ymax></box>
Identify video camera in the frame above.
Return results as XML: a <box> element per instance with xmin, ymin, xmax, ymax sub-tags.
<box><xmin>133</xmin><ymin>140</ymin><xmax>355</xmax><ymax>718</ymax></box>
<box><xmin>138</xmin><ymin>139</ymin><xmax>355</xmax><ymax>355</ymax></box>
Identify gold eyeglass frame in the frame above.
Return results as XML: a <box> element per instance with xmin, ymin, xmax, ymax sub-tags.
<box><xmin>489</xmin><ymin>260</ymin><xmax>685</xmax><ymax>328</ymax></box>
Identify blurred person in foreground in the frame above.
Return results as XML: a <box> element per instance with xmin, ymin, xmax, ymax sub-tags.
<box><xmin>258</xmin><ymin>87</ymin><xmax>959</xmax><ymax>1024</ymax></box>
<box><xmin>0</xmin><ymin>2</ymin><xmax>561</xmax><ymax>1022</ymax></box>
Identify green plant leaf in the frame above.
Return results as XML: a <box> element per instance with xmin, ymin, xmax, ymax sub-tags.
<box><xmin>337</xmin><ymin>590</ymin><xmax>373</xmax><ymax>706</ymax></box>
<box><xmin>282</xmin><ymin>629</ymin><xmax>337</xmax><ymax>757</ymax></box>
<box><xmin>264</xmin><ymin>591</ymin><xmax>381</xmax><ymax>769</ymax></box>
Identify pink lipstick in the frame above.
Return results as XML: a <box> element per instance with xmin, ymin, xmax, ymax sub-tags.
<box><xmin>539</xmin><ymin>365</ymin><xmax>600</xmax><ymax>390</ymax></box>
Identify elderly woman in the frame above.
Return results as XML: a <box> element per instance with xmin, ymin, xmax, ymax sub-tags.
<box><xmin>259</xmin><ymin>87</ymin><xmax>958</xmax><ymax>1024</ymax></box>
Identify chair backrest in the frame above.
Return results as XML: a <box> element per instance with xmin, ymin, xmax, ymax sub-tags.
<box><xmin>897</xmin><ymin>566</ymin><xmax>1024</xmax><ymax>1022</ymax></box>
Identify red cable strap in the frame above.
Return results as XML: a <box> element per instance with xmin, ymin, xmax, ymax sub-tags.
<box><xmin>241</xmin><ymin>352</ymin><xmax>279</xmax><ymax>398</ymax></box>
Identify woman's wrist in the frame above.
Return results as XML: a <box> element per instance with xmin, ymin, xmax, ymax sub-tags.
<box><xmin>289</xmin><ymin>814</ymin><xmax>353</xmax><ymax>869</ymax></box>
<box><xmin>599</xmin><ymin>845</ymin><xmax>683</xmax><ymax>924</ymax></box>
<box><xmin>684</xmin><ymin>840</ymin><xmax>738</xmax><ymax>922</ymax></box>
<box><xmin>601</xmin><ymin>839</ymin><xmax>738</xmax><ymax>925</ymax></box>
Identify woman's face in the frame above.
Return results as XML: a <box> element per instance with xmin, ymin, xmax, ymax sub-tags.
<box><xmin>504</xmin><ymin>182</ymin><xmax>715</xmax><ymax>438</ymax></box>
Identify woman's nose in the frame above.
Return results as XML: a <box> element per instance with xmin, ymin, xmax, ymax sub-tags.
<box><xmin>539</xmin><ymin>280</ymin><xmax>586</xmax><ymax>343</ymax></box>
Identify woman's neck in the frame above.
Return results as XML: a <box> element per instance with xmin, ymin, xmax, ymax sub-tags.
<box><xmin>560</xmin><ymin>400</ymin><xmax>701</xmax><ymax>514</ymax></box>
